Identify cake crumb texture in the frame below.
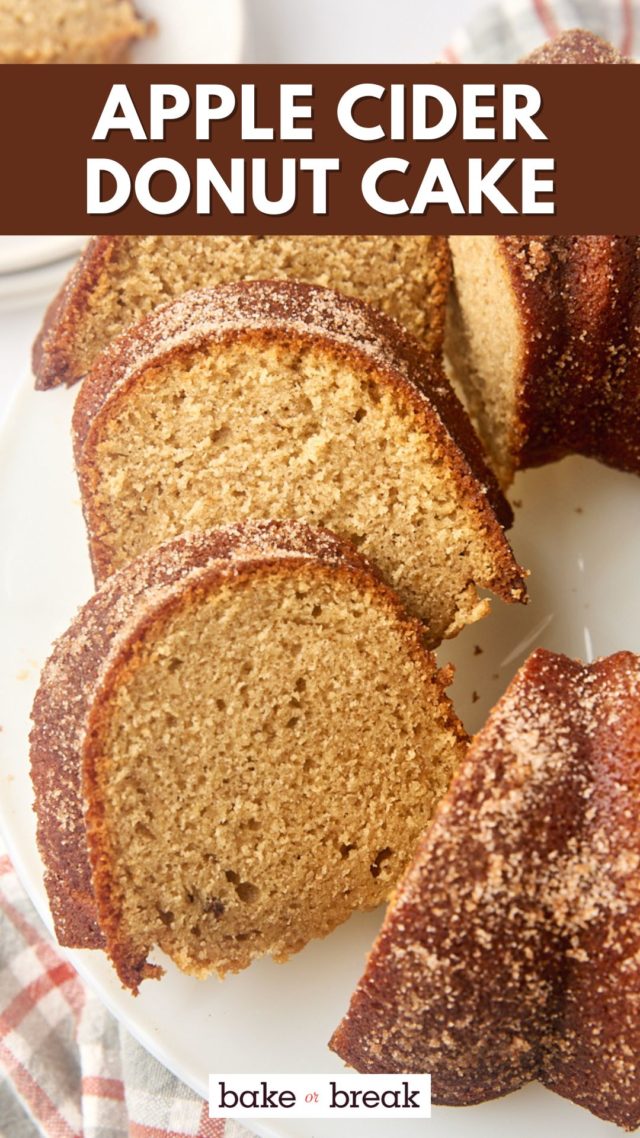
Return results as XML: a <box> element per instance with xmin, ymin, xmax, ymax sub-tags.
<box><xmin>0</xmin><ymin>0</ymin><xmax>147</xmax><ymax>62</ymax></box>
<box><xmin>34</xmin><ymin>235</ymin><xmax>451</xmax><ymax>389</ymax></box>
<box><xmin>71</xmin><ymin>280</ymin><xmax>526</xmax><ymax>644</ymax></box>
<box><xmin>30</xmin><ymin>520</ymin><xmax>468</xmax><ymax>992</ymax></box>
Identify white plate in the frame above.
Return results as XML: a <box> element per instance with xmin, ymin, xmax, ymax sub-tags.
<box><xmin>0</xmin><ymin>237</ymin><xmax>86</xmax><ymax>276</ymax></box>
<box><xmin>0</xmin><ymin>374</ymin><xmax>637</xmax><ymax>1138</ymax></box>
<box><xmin>132</xmin><ymin>0</ymin><xmax>245</xmax><ymax>64</ymax></box>
<box><xmin>0</xmin><ymin>255</ymin><xmax>80</xmax><ymax>314</ymax></box>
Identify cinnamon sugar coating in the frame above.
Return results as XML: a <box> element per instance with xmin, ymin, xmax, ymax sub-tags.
<box><xmin>447</xmin><ymin>32</ymin><xmax>639</xmax><ymax>487</ymax></box>
<box><xmin>331</xmin><ymin>649</ymin><xmax>640</xmax><ymax>1131</ymax></box>
<box><xmin>449</xmin><ymin>231</ymin><xmax>640</xmax><ymax>486</ymax></box>
<box><xmin>524</xmin><ymin>28</ymin><xmax>630</xmax><ymax>63</ymax></box>
<box><xmin>500</xmin><ymin>234</ymin><xmax>640</xmax><ymax>476</ymax></box>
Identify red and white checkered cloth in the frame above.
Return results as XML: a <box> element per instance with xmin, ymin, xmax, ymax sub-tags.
<box><xmin>0</xmin><ymin>853</ymin><xmax>254</xmax><ymax>1138</ymax></box>
<box><xmin>443</xmin><ymin>0</ymin><xmax>639</xmax><ymax>61</ymax></box>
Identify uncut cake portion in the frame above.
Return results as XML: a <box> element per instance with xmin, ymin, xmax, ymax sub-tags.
<box><xmin>33</xmin><ymin>234</ymin><xmax>451</xmax><ymax>388</ymax></box>
<box><xmin>30</xmin><ymin>520</ymin><xmax>467</xmax><ymax>993</ymax></box>
<box><xmin>71</xmin><ymin>280</ymin><xmax>526</xmax><ymax>646</ymax></box>
<box><xmin>331</xmin><ymin>648</ymin><xmax>640</xmax><ymax>1132</ymax></box>
<box><xmin>0</xmin><ymin>0</ymin><xmax>148</xmax><ymax>63</ymax></box>
<box><xmin>446</xmin><ymin>31</ymin><xmax>639</xmax><ymax>488</ymax></box>
<box><xmin>447</xmin><ymin>232</ymin><xmax>640</xmax><ymax>487</ymax></box>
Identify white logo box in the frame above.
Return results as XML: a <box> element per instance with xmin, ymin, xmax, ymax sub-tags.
<box><xmin>209</xmin><ymin>1073</ymin><xmax>431</xmax><ymax>1119</ymax></box>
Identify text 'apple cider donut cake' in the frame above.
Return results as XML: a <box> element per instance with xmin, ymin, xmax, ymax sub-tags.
<box><xmin>33</xmin><ymin>234</ymin><xmax>451</xmax><ymax>388</ymax></box>
<box><xmin>71</xmin><ymin>280</ymin><xmax>526</xmax><ymax>646</ymax></box>
<box><xmin>30</xmin><ymin>521</ymin><xmax>468</xmax><ymax>992</ymax></box>
<box><xmin>331</xmin><ymin>647</ymin><xmax>640</xmax><ymax>1131</ymax></box>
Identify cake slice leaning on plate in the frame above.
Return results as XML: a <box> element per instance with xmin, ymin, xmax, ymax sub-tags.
<box><xmin>71</xmin><ymin>280</ymin><xmax>526</xmax><ymax>646</ymax></box>
<box><xmin>33</xmin><ymin>233</ymin><xmax>451</xmax><ymax>388</ymax></box>
<box><xmin>330</xmin><ymin>647</ymin><xmax>640</xmax><ymax>1131</ymax></box>
<box><xmin>30</xmin><ymin>520</ymin><xmax>468</xmax><ymax>993</ymax></box>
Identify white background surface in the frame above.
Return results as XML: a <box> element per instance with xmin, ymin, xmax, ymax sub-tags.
<box><xmin>242</xmin><ymin>0</ymin><xmax>479</xmax><ymax>61</ymax></box>
<box><xmin>0</xmin><ymin>307</ymin><xmax>41</xmax><ymax>423</ymax></box>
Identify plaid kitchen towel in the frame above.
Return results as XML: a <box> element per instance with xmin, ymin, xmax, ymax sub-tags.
<box><xmin>0</xmin><ymin>853</ymin><xmax>254</xmax><ymax>1138</ymax></box>
<box><xmin>443</xmin><ymin>0</ymin><xmax>639</xmax><ymax>61</ymax></box>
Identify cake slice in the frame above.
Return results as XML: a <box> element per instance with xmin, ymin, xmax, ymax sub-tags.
<box><xmin>33</xmin><ymin>234</ymin><xmax>450</xmax><ymax>389</ymax></box>
<box><xmin>330</xmin><ymin>648</ymin><xmax>640</xmax><ymax>1131</ymax></box>
<box><xmin>0</xmin><ymin>0</ymin><xmax>148</xmax><ymax>63</ymax></box>
<box><xmin>30</xmin><ymin>520</ymin><xmax>467</xmax><ymax>993</ymax></box>
<box><xmin>71</xmin><ymin>280</ymin><xmax>526</xmax><ymax>645</ymax></box>
<box><xmin>446</xmin><ymin>32</ymin><xmax>639</xmax><ymax>487</ymax></box>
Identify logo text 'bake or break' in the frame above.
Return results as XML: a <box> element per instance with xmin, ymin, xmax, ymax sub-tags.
<box><xmin>209</xmin><ymin>1073</ymin><xmax>431</xmax><ymax>1119</ymax></box>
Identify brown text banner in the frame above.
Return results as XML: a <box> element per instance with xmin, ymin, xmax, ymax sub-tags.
<box><xmin>0</xmin><ymin>64</ymin><xmax>636</xmax><ymax>234</ymax></box>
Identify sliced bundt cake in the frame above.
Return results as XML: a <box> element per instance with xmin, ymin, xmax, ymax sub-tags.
<box><xmin>33</xmin><ymin>234</ymin><xmax>450</xmax><ymax>388</ymax></box>
<box><xmin>0</xmin><ymin>0</ymin><xmax>148</xmax><ymax>63</ymax></box>
<box><xmin>447</xmin><ymin>234</ymin><xmax>640</xmax><ymax>487</ymax></box>
<box><xmin>71</xmin><ymin>280</ymin><xmax>526</xmax><ymax>645</ymax></box>
<box><xmin>30</xmin><ymin>521</ymin><xmax>468</xmax><ymax>993</ymax></box>
<box><xmin>446</xmin><ymin>32</ymin><xmax>639</xmax><ymax>488</ymax></box>
<box><xmin>330</xmin><ymin>648</ymin><xmax>640</xmax><ymax>1131</ymax></box>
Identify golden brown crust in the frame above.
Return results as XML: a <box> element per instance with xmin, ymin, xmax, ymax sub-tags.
<box><xmin>449</xmin><ymin>35</ymin><xmax>639</xmax><ymax>485</ymax></box>
<box><xmin>71</xmin><ymin>281</ymin><xmax>525</xmax><ymax>608</ymax></box>
<box><xmin>497</xmin><ymin>236</ymin><xmax>640</xmax><ymax>476</ymax></box>
<box><xmin>494</xmin><ymin>35</ymin><xmax>638</xmax><ymax>478</ymax></box>
<box><xmin>32</xmin><ymin>237</ymin><xmax>116</xmax><ymax>389</ymax></box>
<box><xmin>330</xmin><ymin>648</ymin><xmax>640</xmax><ymax>1130</ymax></box>
<box><xmin>32</xmin><ymin>236</ymin><xmax>451</xmax><ymax>390</ymax></box>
